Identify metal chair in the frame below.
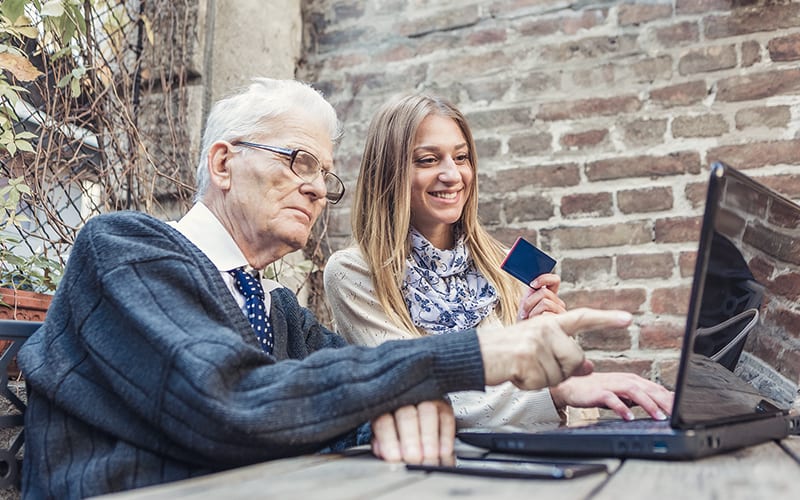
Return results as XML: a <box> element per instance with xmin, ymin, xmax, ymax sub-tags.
<box><xmin>0</xmin><ymin>319</ymin><xmax>42</xmax><ymax>489</ymax></box>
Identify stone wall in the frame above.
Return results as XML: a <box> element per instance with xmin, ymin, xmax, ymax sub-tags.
<box><xmin>298</xmin><ymin>0</ymin><xmax>800</xmax><ymax>384</ymax></box>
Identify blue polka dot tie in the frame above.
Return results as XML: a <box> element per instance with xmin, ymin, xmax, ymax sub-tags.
<box><xmin>229</xmin><ymin>268</ymin><xmax>274</xmax><ymax>354</ymax></box>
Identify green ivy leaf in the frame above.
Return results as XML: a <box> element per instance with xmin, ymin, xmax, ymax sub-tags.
<box><xmin>0</xmin><ymin>0</ymin><xmax>27</xmax><ymax>24</ymax></box>
<box><xmin>40</xmin><ymin>0</ymin><xmax>66</xmax><ymax>18</ymax></box>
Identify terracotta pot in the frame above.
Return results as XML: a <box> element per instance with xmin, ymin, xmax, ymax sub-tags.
<box><xmin>0</xmin><ymin>288</ymin><xmax>52</xmax><ymax>321</ymax></box>
<box><xmin>0</xmin><ymin>287</ymin><xmax>52</xmax><ymax>377</ymax></box>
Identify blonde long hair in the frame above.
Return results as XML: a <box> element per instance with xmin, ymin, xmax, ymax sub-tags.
<box><xmin>352</xmin><ymin>94</ymin><xmax>522</xmax><ymax>335</ymax></box>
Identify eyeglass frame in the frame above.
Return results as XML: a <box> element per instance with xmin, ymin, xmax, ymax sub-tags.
<box><xmin>233</xmin><ymin>141</ymin><xmax>345</xmax><ymax>204</ymax></box>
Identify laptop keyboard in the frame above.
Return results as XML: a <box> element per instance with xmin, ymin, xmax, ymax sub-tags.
<box><xmin>549</xmin><ymin>418</ymin><xmax>671</xmax><ymax>434</ymax></box>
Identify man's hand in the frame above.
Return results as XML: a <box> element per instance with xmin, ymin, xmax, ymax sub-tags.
<box><xmin>478</xmin><ymin>308</ymin><xmax>633</xmax><ymax>390</ymax></box>
<box><xmin>370</xmin><ymin>400</ymin><xmax>455</xmax><ymax>465</ymax></box>
<box><xmin>550</xmin><ymin>372</ymin><xmax>674</xmax><ymax>421</ymax></box>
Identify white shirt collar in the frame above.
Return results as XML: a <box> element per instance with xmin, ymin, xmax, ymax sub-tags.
<box><xmin>169</xmin><ymin>203</ymin><xmax>283</xmax><ymax>296</ymax></box>
<box><xmin>169</xmin><ymin>202</ymin><xmax>247</xmax><ymax>272</ymax></box>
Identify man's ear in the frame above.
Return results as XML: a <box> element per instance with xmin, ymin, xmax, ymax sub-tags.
<box><xmin>207</xmin><ymin>141</ymin><xmax>235</xmax><ymax>191</ymax></box>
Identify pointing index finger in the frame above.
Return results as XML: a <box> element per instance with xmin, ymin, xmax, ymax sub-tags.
<box><xmin>555</xmin><ymin>308</ymin><xmax>633</xmax><ymax>337</ymax></box>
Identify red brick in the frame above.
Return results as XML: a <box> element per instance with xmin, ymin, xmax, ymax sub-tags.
<box><xmin>705</xmin><ymin>5</ymin><xmax>800</xmax><ymax>39</ymax></box>
<box><xmin>562</xmin><ymin>288</ymin><xmax>647</xmax><ymax>312</ymax></box>
<box><xmin>504</xmin><ymin>195</ymin><xmax>554</xmax><ymax>223</ymax></box>
<box><xmin>560</xmin><ymin>257</ymin><xmax>613</xmax><ymax>284</ymax></box>
<box><xmin>655</xmin><ymin>216</ymin><xmax>702</xmax><ymax>243</ymax></box>
<box><xmin>768</xmin><ymin>32</ymin><xmax>800</xmax><ymax>61</ymax></box>
<box><xmin>571</xmin><ymin>64</ymin><xmax>615</xmax><ymax>88</ymax></box>
<box><xmin>562</xmin><ymin>8</ymin><xmax>609</xmax><ymax>35</ymax></box>
<box><xmin>463</xmin><ymin>78</ymin><xmax>511</xmax><ymax>102</ymax></box>
<box><xmin>467</xmin><ymin>28</ymin><xmax>508</xmax><ymax>46</ymax></box>
<box><xmin>679</xmin><ymin>251</ymin><xmax>697</xmax><ymax>278</ymax></box>
<box><xmin>481</xmin><ymin>163</ymin><xmax>581</xmax><ymax>193</ymax></box>
<box><xmin>708</xmin><ymin>139</ymin><xmax>800</xmax><ymax>169</ymax></box>
<box><xmin>621</xmin><ymin>118</ymin><xmax>668</xmax><ymax>147</ymax></box>
<box><xmin>617</xmin><ymin>252</ymin><xmax>675</xmax><ymax>280</ymax></box>
<box><xmin>632</xmin><ymin>55</ymin><xmax>673</xmax><ymax>83</ymax></box>
<box><xmin>684</xmin><ymin>181</ymin><xmax>709</xmax><ymax>209</ymax></box>
<box><xmin>656</xmin><ymin>358</ymin><xmax>681</xmax><ymax>389</ymax></box>
<box><xmin>578</xmin><ymin>327</ymin><xmax>632</xmax><ymax>351</ymax></box>
<box><xmin>760</xmin><ymin>174</ymin><xmax>800</xmax><ymax>199</ymax></box>
<box><xmin>640</xmin><ymin>321</ymin><xmax>684</xmax><ymax>349</ymax></box>
<box><xmin>543</xmin><ymin>221</ymin><xmax>652</xmax><ymax>250</ymax></box>
<box><xmin>735</xmin><ymin>105</ymin><xmax>791</xmax><ymax>130</ymax></box>
<box><xmin>507</xmin><ymin>132</ymin><xmax>553</xmax><ymax>156</ymax></box>
<box><xmin>479</xmin><ymin>200</ymin><xmax>502</xmax><ymax>225</ymax></box>
<box><xmin>650</xmin><ymin>81</ymin><xmax>707</xmax><ymax>107</ymax></box>
<box><xmin>560</xmin><ymin>192</ymin><xmax>613</xmax><ymax>218</ymax></box>
<box><xmin>475</xmin><ymin>138</ymin><xmax>502</xmax><ymax>159</ymax></box>
<box><xmin>655</xmin><ymin>21</ymin><xmax>700</xmax><ymax>46</ymax></box>
<box><xmin>675</xmin><ymin>0</ymin><xmax>732</xmax><ymax>14</ymax></box>
<box><xmin>559</xmin><ymin>129</ymin><xmax>608</xmax><ymax>149</ymax></box>
<box><xmin>516</xmin><ymin>18</ymin><xmax>562</xmax><ymax>37</ymax></box>
<box><xmin>466</xmin><ymin>107</ymin><xmax>533</xmax><ymax>129</ymax></box>
<box><xmin>591</xmin><ymin>358</ymin><xmax>654</xmax><ymax>379</ymax></box>
<box><xmin>540</xmin><ymin>35</ymin><xmax>639</xmax><ymax>63</ymax></box>
<box><xmin>618</xmin><ymin>186</ymin><xmax>674</xmax><ymax>214</ymax></box>
<box><xmin>672</xmin><ymin>114</ymin><xmax>729</xmax><ymax>138</ymax></box>
<box><xmin>586</xmin><ymin>151</ymin><xmax>702</xmax><ymax>181</ymax></box>
<box><xmin>518</xmin><ymin>72</ymin><xmax>561</xmax><ymax>95</ymax></box>
<box><xmin>771</xmin><ymin>271</ymin><xmax>800</xmax><ymax>301</ymax></box>
<box><xmin>651</xmin><ymin>285</ymin><xmax>692</xmax><ymax>315</ymax></box>
<box><xmin>716</xmin><ymin>68</ymin><xmax>800</xmax><ymax>102</ymax></box>
<box><xmin>489</xmin><ymin>228</ymin><xmax>539</xmax><ymax>249</ymax></box>
<box><xmin>741</xmin><ymin>40</ymin><xmax>761</xmax><ymax>67</ymax></box>
<box><xmin>537</xmin><ymin>95</ymin><xmax>642</xmax><ymax>121</ymax></box>
<box><xmin>430</xmin><ymin>50</ymin><xmax>514</xmax><ymax>80</ymax></box>
<box><xmin>619</xmin><ymin>3</ymin><xmax>672</xmax><ymax>26</ymax></box>
<box><xmin>398</xmin><ymin>5</ymin><xmax>480</xmax><ymax>38</ymax></box>
<box><xmin>678</xmin><ymin>45</ymin><xmax>737</xmax><ymax>75</ymax></box>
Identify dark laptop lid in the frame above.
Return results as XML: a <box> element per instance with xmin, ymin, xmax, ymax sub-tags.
<box><xmin>672</xmin><ymin>162</ymin><xmax>800</xmax><ymax>429</ymax></box>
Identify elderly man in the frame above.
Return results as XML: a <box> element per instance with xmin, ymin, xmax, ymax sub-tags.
<box><xmin>18</xmin><ymin>78</ymin><xmax>631</xmax><ymax>498</ymax></box>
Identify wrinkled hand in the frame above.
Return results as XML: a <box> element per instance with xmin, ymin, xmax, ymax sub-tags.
<box><xmin>517</xmin><ymin>273</ymin><xmax>566</xmax><ymax>320</ymax></box>
<box><xmin>550</xmin><ymin>372</ymin><xmax>674</xmax><ymax>421</ymax></box>
<box><xmin>371</xmin><ymin>400</ymin><xmax>455</xmax><ymax>465</ymax></box>
<box><xmin>478</xmin><ymin>308</ymin><xmax>634</xmax><ymax>390</ymax></box>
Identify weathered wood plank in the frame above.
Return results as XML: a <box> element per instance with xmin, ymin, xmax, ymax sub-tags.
<box><xmin>592</xmin><ymin>441</ymin><xmax>800</xmax><ymax>500</ymax></box>
<box><xmin>92</xmin><ymin>440</ymin><xmax>800</xmax><ymax>500</ymax></box>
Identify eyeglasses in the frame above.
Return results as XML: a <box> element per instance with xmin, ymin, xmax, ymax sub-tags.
<box><xmin>234</xmin><ymin>141</ymin><xmax>345</xmax><ymax>204</ymax></box>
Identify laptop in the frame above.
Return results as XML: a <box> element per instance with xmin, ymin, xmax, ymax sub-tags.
<box><xmin>459</xmin><ymin>162</ymin><xmax>800</xmax><ymax>460</ymax></box>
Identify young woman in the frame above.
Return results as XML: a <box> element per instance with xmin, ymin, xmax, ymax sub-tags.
<box><xmin>324</xmin><ymin>94</ymin><xmax>672</xmax><ymax>428</ymax></box>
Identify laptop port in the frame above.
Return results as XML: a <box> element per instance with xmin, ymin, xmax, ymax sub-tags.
<box><xmin>652</xmin><ymin>441</ymin><xmax>668</xmax><ymax>453</ymax></box>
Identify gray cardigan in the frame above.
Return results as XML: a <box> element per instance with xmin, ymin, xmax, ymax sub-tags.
<box><xmin>18</xmin><ymin>211</ymin><xmax>485</xmax><ymax>499</ymax></box>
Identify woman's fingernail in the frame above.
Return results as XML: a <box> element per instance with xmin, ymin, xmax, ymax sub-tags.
<box><xmin>656</xmin><ymin>411</ymin><xmax>667</xmax><ymax>420</ymax></box>
<box><xmin>617</xmin><ymin>312</ymin><xmax>633</xmax><ymax>324</ymax></box>
<box><xmin>625</xmin><ymin>411</ymin><xmax>635</xmax><ymax>421</ymax></box>
<box><xmin>530</xmin><ymin>279</ymin><xmax>539</xmax><ymax>288</ymax></box>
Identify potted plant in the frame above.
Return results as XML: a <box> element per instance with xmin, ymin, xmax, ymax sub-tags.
<box><xmin>0</xmin><ymin>176</ymin><xmax>63</xmax><ymax>376</ymax></box>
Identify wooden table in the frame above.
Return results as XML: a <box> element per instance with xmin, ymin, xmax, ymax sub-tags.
<box><xmin>95</xmin><ymin>436</ymin><xmax>800</xmax><ymax>500</ymax></box>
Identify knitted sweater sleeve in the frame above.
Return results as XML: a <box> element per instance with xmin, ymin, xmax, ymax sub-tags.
<box><xmin>19</xmin><ymin>212</ymin><xmax>486</xmax><ymax>467</ymax></box>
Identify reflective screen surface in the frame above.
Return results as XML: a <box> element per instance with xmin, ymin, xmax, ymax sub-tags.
<box><xmin>675</xmin><ymin>163</ymin><xmax>800</xmax><ymax>427</ymax></box>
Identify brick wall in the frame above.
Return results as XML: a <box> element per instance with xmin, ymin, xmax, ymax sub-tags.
<box><xmin>298</xmin><ymin>0</ymin><xmax>800</xmax><ymax>386</ymax></box>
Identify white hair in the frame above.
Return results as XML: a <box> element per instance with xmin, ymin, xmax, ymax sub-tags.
<box><xmin>194</xmin><ymin>78</ymin><xmax>341</xmax><ymax>200</ymax></box>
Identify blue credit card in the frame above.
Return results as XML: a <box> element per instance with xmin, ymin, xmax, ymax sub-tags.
<box><xmin>501</xmin><ymin>237</ymin><xmax>557</xmax><ymax>286</ymax></box>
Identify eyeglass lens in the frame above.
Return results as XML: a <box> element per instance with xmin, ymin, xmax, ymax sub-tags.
<box><xmin>293</xmin><ymin>151</ymin><xmax>344</xmax><ymax>202</ymax></box>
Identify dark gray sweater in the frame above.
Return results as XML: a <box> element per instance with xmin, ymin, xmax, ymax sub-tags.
<box><xmin>18</xmin><ymin>211</ymin><xmax>485</xmax><ymax>499</ymax></box>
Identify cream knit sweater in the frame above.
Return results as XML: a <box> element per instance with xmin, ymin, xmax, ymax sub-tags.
<box><xmin>324</xmin><ymin>246</ymin><xmax>562</xmax><ymax>429</ymax></box>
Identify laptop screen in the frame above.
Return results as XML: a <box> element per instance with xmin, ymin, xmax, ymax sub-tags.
<box><xmin>674</xmin><ymin>163</ymin><xmax>800</xmax><ymax>428</ymax></box>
